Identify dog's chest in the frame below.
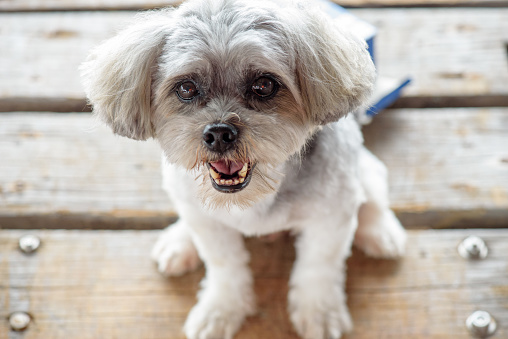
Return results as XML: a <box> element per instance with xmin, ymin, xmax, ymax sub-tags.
<box><xmin>163</xmin><ymin>161</ymin><xmax>294</xmax><ymax>236</ymax></box>
<box><xmin>205</xmin><ymin>194</ymin><xmax>293</xmax><ymax>236</ymax></box>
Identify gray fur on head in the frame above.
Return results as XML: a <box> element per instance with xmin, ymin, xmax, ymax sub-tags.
<box><xmin>81</xmin><ymin>0</ymin><xmax>375</xmax><ymax>138</ymax></box>
<box><xmin>81</xmin><ymin>0</ymin><xmax>376</xmax><ymax>208</ymax></box>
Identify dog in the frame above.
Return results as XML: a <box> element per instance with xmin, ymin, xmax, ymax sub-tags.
<box><xmin>81</xmin><ymin>0</ymin><xmax>407</xmax><ymax>338</ymax></box>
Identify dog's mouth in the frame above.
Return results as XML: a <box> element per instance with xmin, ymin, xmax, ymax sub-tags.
<box><xmin>206</xmin><ymin>160</ymin><xmax>255</xmax><ymax>193</ymax></box>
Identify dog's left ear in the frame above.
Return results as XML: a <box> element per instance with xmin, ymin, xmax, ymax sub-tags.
<box><xmin>80</xmin><ymin>11</ymin><xmax>173</xmax><ymax>140</ymax></box>
<box><xmin>286</xmin><ymin>6</ymin><xmax>376</xmax><ymax>125</ymax></box>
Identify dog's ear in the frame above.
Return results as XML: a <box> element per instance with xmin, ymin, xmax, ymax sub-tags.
<box><xmin>286</xmin><ymin>6</ymin><xmax>376</xmax><ymax>125</ymax></box>
<box><xmin>80</xmin><ymin>11</ymin><xmax>173</xmax><ymax>140</ymax></box>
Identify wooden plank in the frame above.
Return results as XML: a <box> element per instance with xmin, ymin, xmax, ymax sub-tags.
<box><xmin>363</xmin><ymin>108</ymin><xmax>508</xmax><ymax>228</ymax></box>
<box><xmin>339</xmin><ymin>0</ymin><xmax>508</xmax><ymax>6</ymax></box>
<box><xmin>0</xmin><ymin>112</ymin><xmax>176</xmax><ymax>230</ymax></box>
<box><xmin>1</xmin><ymin>0</ymin><xmax>507</xmax><ymax>12</ymax></box>
<box><xmin>0</xmin><ymin>11</ymin><xmax>133</xmax><ymax>110</ymax></box>
<box><xmin>0</xmin><ymin>0</ymin><xmax>182</xmax><ymax>12</ymax></box>
<box><xmin>1</xmin><ymin>229</ymin><xmax>507</xmax><ymax>338</ymax></box>
<box><xmin>351</xmin><ymin>8</ymin><xmax>508</xmax><ymax>105</ymax></box>
<box><xmin>1</xmin><ymin>9</ymin><xmax>508</xmax><ymax>111</ymax></box>
<box><xmin>1</xmin><ymin>108</ymin><xmax>507</xmax><ymax>229</ymax></box>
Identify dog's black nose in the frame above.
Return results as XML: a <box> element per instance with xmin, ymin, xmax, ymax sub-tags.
<box><xmin>203</xmin><ymin>123</ymin><xmax>238</xmax><ymax>153</ymax></box>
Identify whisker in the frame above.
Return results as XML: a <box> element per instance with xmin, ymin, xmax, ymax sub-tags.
<box><xmin>191</xmin><ymin>148</ymin><xmax>201</xmax><ymax>170</ymax></box>
<box><xmin>243</xmin><ymin>134</ymin><xmax>259</xmax><ymax>155</ymax></box>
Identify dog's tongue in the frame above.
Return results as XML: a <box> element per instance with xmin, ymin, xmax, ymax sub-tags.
<box><xmin>210</xmin><ymin>160</ymin><xmax>244</xmax><ymax>175</ymax></box>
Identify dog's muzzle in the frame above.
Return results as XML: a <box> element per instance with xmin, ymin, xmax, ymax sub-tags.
<box><xmin>202</xmin><ymin>123</ymin><xmax>255</xmax><ymax>193</ymax></box>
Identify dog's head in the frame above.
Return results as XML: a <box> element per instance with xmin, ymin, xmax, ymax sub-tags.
<box><xmin>81</xmin><ymin>0</ymin><xmax>375</xmax><ymax>208</ymax></box>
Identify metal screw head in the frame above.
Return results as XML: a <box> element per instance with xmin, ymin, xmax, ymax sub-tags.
<box><xmin>458</xmin><ymin>236</ymin><xmax>488</xmax><ymax>259</ymax></box>
<box><xmin>9</xmin><ymin>312</ymin><xmax>31</xmax><ymax>331</ymax></box>
<box><xmin>18</xmin><ymin>235</ymin><xmax>41</xmax><ymax>254</ymax></box>
<box><xmin>466</xmin><ymin>310</ymin><xmax>497</xmax><ymax>338</ymax></box>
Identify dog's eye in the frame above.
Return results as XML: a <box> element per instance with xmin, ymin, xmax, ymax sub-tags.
<box><xmin>176</xmin><ymin>81</ymin><xmax>199</xmax><ymax>101</ymax></box>
<box><xmin>252</xmin><ymin>76</ymin><xmax>277</xmax><ymax>98</ymax></box>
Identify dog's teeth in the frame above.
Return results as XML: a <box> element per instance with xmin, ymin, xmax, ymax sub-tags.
<box><xmin>238</xmin><ymin>163</ymin><xmax>248</xmax><ymax>178</ymax></box>
<box><xmin>209</xmin><ymin>167</ymin><xmax>220</xmax><ymax>179</ymax></box>
<box><xmin>211</xmin><ymin>163</ymin><xmax>250</xmax><ymax>186</ymax></box>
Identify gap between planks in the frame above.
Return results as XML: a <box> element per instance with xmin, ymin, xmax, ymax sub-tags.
<box><xmin>4</xmin><ymin>94</ymin><xmax>508</xmax><ymax>114</ymax></box>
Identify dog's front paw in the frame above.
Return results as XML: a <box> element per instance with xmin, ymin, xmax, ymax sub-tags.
<box><xmin>184</xmin><ymin>293</ymin><xmax>254</xmax><ymax>339</ymax></box>
<box><xmin>151</xmin><ymin>221</ymin><xmax>201</xmax><ymax>276</ymax></box>
<box><xmin>288</xmin><ymin>285</ymin><xmax>352</xmax><ymax>339</ymax></box>
<box><xmin>355</xmin><ymin>209</ymin><xmax>406</xmax><ymax>259</ymax></box>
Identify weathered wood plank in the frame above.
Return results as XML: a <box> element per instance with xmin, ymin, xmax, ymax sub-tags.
<box><xmin>1</xmin><ymin>109</ymin><xmax>507</xmax><ymax>229</ymax></box>
<box><xmin>1</xmin><ymin>0</ymin><xmax>507</xmax><ymax>12</ymax></box>
<box><xmin>363</xmin><ymin>108</ymin><xmax>508</xmax><ymax>228</ymax></box>
<box><xmin>351</xmin><ymin>8</ymin><xmax>508</xmax><ymax>104</ymax></box>
<box><xmin>1</xmin><ymin>229</ymin><xmax>507</xmax><ymax>338</ymax></box>
<box><xmin>0</xmin><ymin>0</ymin><xmax>182</xmax><ymax>12</ymax></box>
<box><xmin>339</xmin><ymin>0</ymin><xmax>508</xmax><ymax>6</ymax></box>
<box><xmin>0</xmin><ymin>11</ymin><xmax>132</xmax><ymax>107</ymax></box>
<box><xmin>0</xmin><ymin>112</ymin><xmax>176</xmax><ymax>229</ymax></box>
<box><xmin>1</xmin><ymin>9</ymin><xmax>507</xmax><ymax>111</ymax></box>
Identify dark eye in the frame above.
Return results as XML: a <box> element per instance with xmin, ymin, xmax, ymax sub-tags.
<box><xmin>252</xmin><ymin>76</ymin><xmax>277</xmax><ymax>98</ymax></box>
<box><xmin>176</xmin><ymin>81</ymin><xmax>199</xmax><ymax>101</ymax></box>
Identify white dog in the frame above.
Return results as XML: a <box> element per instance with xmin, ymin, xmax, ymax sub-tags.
<box><xmin>81</xmin><ymin>0</ymin><xmax>406</xmax><ymax>338</ymax></box>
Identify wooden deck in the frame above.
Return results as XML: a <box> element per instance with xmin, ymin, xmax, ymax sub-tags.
<box><xmin>2</xmin><ymin>230</ymin><xmax>508</xmax><ymax>338</ymax></box>
<box><xmin>1</xmin><ymin>0</ymin><xmax>508</xmax><ymax>338</ymax></box>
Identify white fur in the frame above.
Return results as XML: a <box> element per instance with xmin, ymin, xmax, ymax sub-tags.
<box><xmin>154</xmin><ymin>117</ymin><xmax>406</xmax><ymax>339</ymax></box>
<box><xmin>81</xmin><ymin>0</ymin><xmax>406</xmax><ymax>338</ymax></box>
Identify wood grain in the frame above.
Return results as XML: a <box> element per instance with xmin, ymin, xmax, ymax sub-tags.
<box><xmin>1</xmin><ymin>0</ymin><xmax>507</xmax><ymax>11</ymax></box>
<box><xmin>0</xmin><ymin>11</ymin><xmax>133</xmax><ymax>106</ymax></box>
<box><xmin>1</xmin><ymin>9</ymin><xmax>507</xmax><ymax>111</ymax></box>
<box><xmin>1</xmin><ymin>109</ymin><xmax>507</xmax><ymax>229</ymax></box>
<box><xmin>0</xmin><ymin>0</ymin><xmax>182</xmax><ymax>12</ymax></box>
<box><xmin>1</xmin><ymin>229</ymin><xmax>507</xmax><ymax>338</ymax></box>
<box><xmin>352</xmin><ymin>8</ymin><xmax>508</xmax><ymax>101</ymax></box>
<box><xmin>363</xmin><ymin>108</ymin><xmax>508</xmax><ymax>228</ymax></box>
<box><xmin>338</xmin><ymin>0</ymin><xmax>508</xmax><ymax>6</ymax></box>
<box><xmin>0</xmin><ymin>112</ymin><xmax>176</xmax><ymax>230</ymax></box>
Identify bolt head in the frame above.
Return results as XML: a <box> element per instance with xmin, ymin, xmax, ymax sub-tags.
<box><xmin>466</xmin><ymin>311</ymin><xmax>497</xmax><ymax>338</ymax></box>
<box><xmin>18</xmin><ymin>235</ymin><xmax>41</xmax><ymax>254</ymax></box>
<box><xmin>458</xmin><ymin>236</ymin><xmax>488</xmax><ymax>259</ymax></box>
<box><xmin>9</xmin><ymin>312</ymin><xmax>31</xmax><ymax>331</ymax></box>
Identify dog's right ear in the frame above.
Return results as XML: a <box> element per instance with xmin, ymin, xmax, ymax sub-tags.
<box><xmin>80</xmin><ymin>11</ymin><xmax>173</xmax><ymax>140</ymax></box>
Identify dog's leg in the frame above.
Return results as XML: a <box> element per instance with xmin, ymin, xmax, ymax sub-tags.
<box><xmin>288</xmin><ymin>210</ymin><xmax>358</xmax><ymax>339</ymax></box>
<box><xmin>354</xmin><ymin>148</ymin><xmax>406</xmax><ymax>258</ymax></box>
<box><xmin>183</xmin><ymin>217</ymin><xmax>255</xmax><ymax>339</ymax></box>
<box><xmin>151</xmin><ymin>219</ymin><xmax>201</xmax><ymax>276</ymax></box>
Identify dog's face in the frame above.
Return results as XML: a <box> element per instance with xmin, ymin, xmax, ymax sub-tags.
<box><xmin>81</xmin><ymin>0</ymin><xmax>375</xmax><ymax>208</ymax></box>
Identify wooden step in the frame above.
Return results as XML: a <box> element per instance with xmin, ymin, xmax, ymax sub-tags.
<box><xmin>1</xmin><ymin>0</ymin><xmax>507</xmax><ymax>12</ymax></box>
<box><xmin>0</xmin><ymin>112</ymin><xmax>175</xmax><ymax>230</ymax></box>
<box><xmin>1</xmin><ymin>109</ymin><xmax>507</xmax><ymax>229</ymax></box>
<box><xmin>1</xmin><ymin>229</ymin><xmax>507</xmax><ymax>338</ymax></box>
<box><xmin>363</xmin><ymin>108</ymin><xmax>508</xmax><ymax>228</ymax></box>
<box><xmin>353</xmin><ymin>7</ymin><xmax>508</xmax><ymax>108</ymax></box>
<box><xmin>1</xmin><ymin>8</ymin><xmax>507</xmax><ymax>111</ymax></box>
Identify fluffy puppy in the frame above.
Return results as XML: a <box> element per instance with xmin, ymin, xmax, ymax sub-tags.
<box><xmin>81</xmin><ymin>0</ymin><xmax>407</xmax><ymax>338</ymax></box>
